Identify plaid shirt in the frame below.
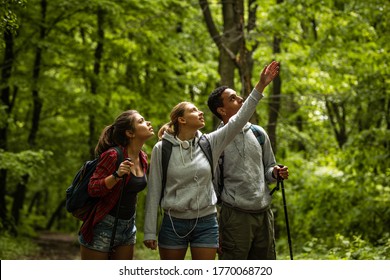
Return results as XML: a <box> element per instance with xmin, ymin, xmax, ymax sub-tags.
<box><xmin>80</xmin><ymin>146</ymin><xmax>148</xmax><ymax>243</ymax></box>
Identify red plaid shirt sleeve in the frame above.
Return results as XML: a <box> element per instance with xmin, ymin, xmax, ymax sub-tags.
<box><xmin>88</xmin><ymin>149</ymin><xmax>119</xmax><ymax>197</ymax></box>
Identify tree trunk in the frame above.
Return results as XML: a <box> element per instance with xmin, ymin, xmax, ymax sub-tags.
<box><xmin>325</xmin><ymin>98</ymin><xmax>347</xmax><ymax>148</ymax></box>
<box><xmin>199</xmin><ymin>0</ymin><xmax>260</xmax><ymax>125</ymax></box>
<box><xmin>291</xmin><ymin>99</ymin><xmax>305</xmax><ymax>151</ymax></box>
<box><xmin>199</xmin><ymin>0</ymin><xmax>243</xmax><ymax>88</ymax></box>
<box><xmin>266</xmin><ymin>0</ymin><xmax>284</xmax><ymax>154</ymax></box>
<box><xmin>0</xmin><ymin>29</ymin><xmax>15</xmax><ymax>230</ymax></box>
<box><xmin>28</xmin><ymin>0</ymin><xmax>47</xmax><ymax>148</ymax></box>
<box><xmin>46</xmin><ymin>199</ymin><xmax>66</xmax><ymax>230</ymax></box>
<box><xmin>220</xmin><ymin>0</ymin><xmax>243</xmax><ymax>88</ymax></box>
<box><xmin>237</xmin><ymin>0</ymin><xmax>258</xmax><ymax>123</ymax></box>
<box><xmin>88</xmin><ymin>8</ymin><xmax>105</xmax><ymax>158</ymax></box>
<box><xmin>267</xmin><ymin>37</ymin><xmax>282</xmax><ymax>154</ymax></box>
<box><xmin>11</xmin><ymin>175</ymin><xmax>28</xmax><ymax>225</ymax></box>
<box><xmin>12</xmin><ymin>0</ymin><xmax>47</xmax><ymax>225</ymax></box>
<box><xmin>387</xmin><ymin>94</ymin><xmax>390</xmax><ymax>131</ymax></box>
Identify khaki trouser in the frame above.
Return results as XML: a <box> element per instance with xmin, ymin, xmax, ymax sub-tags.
<box><xmin>218</xmin><ymin>205</ymin><xmax>276</xmax><ymax>260</ymax></box>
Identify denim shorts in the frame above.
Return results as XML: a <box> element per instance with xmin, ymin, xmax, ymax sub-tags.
<box><xmin>79</xmin><ymin>214</ymin><xmax>136</xmax><ymax>253</ymax></box>
<box><xmin>158</xmin><ymin>213</ymin><xmax>219</xmax><ymax>249</ymax></box>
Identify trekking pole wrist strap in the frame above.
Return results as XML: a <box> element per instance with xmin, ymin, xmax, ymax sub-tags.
<box><xmin>112</xmin><ymin>170</ymin><xmax>124</xmax><ymax>179</ymax></box>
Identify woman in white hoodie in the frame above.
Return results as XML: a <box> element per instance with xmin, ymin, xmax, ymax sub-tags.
<box><xmin>143</xmin><ymin>61</ymin><xmax>280</xmax><ymax>260</ymax></box>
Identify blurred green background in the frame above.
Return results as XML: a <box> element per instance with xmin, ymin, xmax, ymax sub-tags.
<box><xmin>0</xmin><ymin>0</ymin><xmax>388</xmax><ymax>260</ymax></box>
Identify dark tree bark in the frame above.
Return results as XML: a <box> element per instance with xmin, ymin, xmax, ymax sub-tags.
<box><xmin>267</xmin><ymin>36</ymin><xmax>282</xmax><ymax>153</ymax></box>
<box><xmin>28</xmin><ymin>0</ymin><xmax>47</xmax><ymax>148</ymax></box>
<box><xmin>325</xmin><ymin>98</ymin><xmax>347</xmax><ymax>148</ymax></box>
<box><xmin>88</xmin><ymin>8</ymin><xmax>105</xmax><ymax>158</ymax></box>
<box><xmin>11</xmin><ymin>175</ymin><xmax>28</xmax><ymax>225</ymax></box>
<box><xmin>12</xmin><ymin>0</ymin><xmax>47</xmax><ymax>225</ymax></box>
<box><xmin>199</xmin><ymin>0</ymin><xmax>260</xmax><ymax>124</ymax></box>
<box><xmin>46</xmin><ymin>199</ymin><xmax>66</xmax><ymax>230</ymax></box>
<box><xmin>0</xmin><ymin>29</ymin><xmax>16</xmax><ymax>231</ymax></box>
<box><xmin>237</xmin><ymin>0</ymin><xmax>258</xmax><ymax>123</ymax></box>
<box><xmin>266</xmin><ymin>0</ymin><xmax>284</xmax><ymax>154</ymax></box>
<box><xmin>200</xmin><ymin>0</ymin><xmax>248</xmax><ymax>88</ymax></box>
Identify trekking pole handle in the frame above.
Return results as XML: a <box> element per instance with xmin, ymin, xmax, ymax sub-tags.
<box><xmin>270</xmin><ymin>164</ymin><xmax>285</xmax><ymax>195</ymax></box>
<box><xmin>277</xmin><ymin>164</ymin><xmax>285</xmax><ymax>181</ymax></box>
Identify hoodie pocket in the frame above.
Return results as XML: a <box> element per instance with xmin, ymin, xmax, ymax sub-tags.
<box><xmin>174</xmin><ymin>184</ymin><xmax>214</xmax><ymax>212</ymax></box>
<box><xmin>173</xmin><ymin>188</ymin><xmax>199</xmax><ymax>211</ymax></box>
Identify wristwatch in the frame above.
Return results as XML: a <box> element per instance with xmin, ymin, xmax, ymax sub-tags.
<box><xmin>112</xmin><ymin>170</ymin><xmax>123</xmax><ymax>179</ymax></box>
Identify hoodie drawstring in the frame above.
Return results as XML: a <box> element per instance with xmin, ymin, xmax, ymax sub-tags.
<box><xmin>178</xmin><ymin>138</ymin><xmax>194</xmax><ymax>165</ymax></box>
<box><xmin>179</xmin><ymin>143</ymin><xmax>185</xmax><ymax>165</ymax></box>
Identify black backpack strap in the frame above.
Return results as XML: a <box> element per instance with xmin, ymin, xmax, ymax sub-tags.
<box><xmin>160</xmin><ymin>139</ymin><xmax>172</xmax><ymax>204</ymax></box>
<box><xmin>250</xmin><ymin>125</ymin><xmax>279</xmax><ymax>196</ymax></box>
<box><xmin>217</xmin><ymin>152</ymin><xmax>224</xmax><ymax>204</ymax></box>
<box><xmin>250</xmin><ymin>124</ymin><xmax>265</xmax><ymax>146</ymax></box>
<box><xmin>198</xmin><ymin>135</ymin><xmax>214</xmax><ymax>180</ymax></box>
<box><xmin>250</xmin><ymin>124</ymin><xmax>266</xmax><ymax>170</ymax></box>
<box><xmin>112</xmin><ymin>146</ymin><xmax>124</xmax><ymax>166</ymax></box>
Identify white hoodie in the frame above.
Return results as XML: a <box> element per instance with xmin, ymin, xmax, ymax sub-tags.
<box><xmin>144</xmin><ymin>88</ymin><xmax>263</xmax><ymax>241</ymax></box>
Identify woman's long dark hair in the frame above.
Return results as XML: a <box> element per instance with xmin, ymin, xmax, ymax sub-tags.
<box><xmin>94</xmin><ymin>110</ymin><xmax>138</xmax><ymax>156</ymax></box>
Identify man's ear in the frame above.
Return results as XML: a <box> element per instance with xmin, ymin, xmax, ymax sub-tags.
<box><xmin>216</xmin><ymin>107</ymin><xmax>226</xmax><ymax>117</ymax></box>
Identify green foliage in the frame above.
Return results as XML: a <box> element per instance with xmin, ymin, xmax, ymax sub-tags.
<box><xmin>328</xmin><ymin>234</ymin><xmax>390</xmax><ymax>260</ymax></box>
<box><xmin>0</xmin><ymin>149</ymin><xmax>53</xmax><ymax>179</ymax></box>
<box><xmin>290</xmin><ymin>234</ymin><xmax>390</xmax><ymax>260</ymax></box>
<box><xmin>0</xmin><ymin>0</ymin><xmax>26</xmax><ymax>34</ymax></box>
<box><xmin>273</xmin><ymin>148</ymin><xmax>389</xmax><ymax>259</ymax></box>
<box><xmin>0</xmin><ymin>233</ymin><xmax>39</xmax><ymax>259</ymax></box>
<box><xmin>0</xmin><ymin>0</ymin><xmax>388</xmax><ymax>260</ymax></box>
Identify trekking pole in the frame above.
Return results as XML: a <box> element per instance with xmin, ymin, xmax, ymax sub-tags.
<box><xmin>109</xmin><ymin>172</ymin><xmax>128</xmax><ymax>255</ymax></box>
<box><xmin>277</xmin><ymin>167</ymin><xmax>293</xmax><ymax>260</ymax></box>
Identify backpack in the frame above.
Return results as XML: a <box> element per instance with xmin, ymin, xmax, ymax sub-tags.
<box><xmin>217</xmin><ymin>124</ymin><xmax>265</xmax><ymax>203</ymax></box>
<box><xmin>160</xmin><ymin>135</ymin><xmax>213</xmax><ymax>204</ymax></box>
<box><xmin>66</xmin><ymin>146</ymin><xmax>123</xmax><ymax>220</ymax></box>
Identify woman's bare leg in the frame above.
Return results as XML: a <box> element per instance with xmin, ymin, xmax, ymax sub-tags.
<box><xmin>191</xmin><ymin>247</ymin><xmax>217</xmax><ymax>260</ymax></box>
<box><xmin>110</xmin><ymin>245</ymin><xmax>134</xmax><ymax>260</ymax></box>
<box><xmin>80</xmin><ymin>245</ymin><xmax>109</xmax><ymax>260</ymax></box>
<box><xmin>159</xmin><ymin>247</ymin><xmax>187</xmax><ymax>260</ymax></box>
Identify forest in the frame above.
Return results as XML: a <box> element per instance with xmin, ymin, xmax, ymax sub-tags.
<box><xmin>0</xmin><ymin>0</ymin><xmax>389</xmax><ymax>260</ymax></box>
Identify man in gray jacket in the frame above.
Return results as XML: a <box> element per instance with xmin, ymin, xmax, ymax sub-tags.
<box><xmin>207</xmin><ymin>86</ymin><xmax>289</xmax><ymax>260</ymax></box>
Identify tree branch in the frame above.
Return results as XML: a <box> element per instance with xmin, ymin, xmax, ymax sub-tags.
<box><xmin>198</xmin><ymin>0</ymin><xmax>222</xmax><ymax>48</ymax></box>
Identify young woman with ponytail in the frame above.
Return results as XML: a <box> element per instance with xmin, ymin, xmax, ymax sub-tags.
<box><xmin>78</xmin><ymin>110</ymin><xmax>154</xmax><ymax>260</ymax></box>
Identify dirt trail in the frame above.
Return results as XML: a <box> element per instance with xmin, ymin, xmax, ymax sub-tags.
<box><xmin>28</xmin><ymin>231</ymin><xmax>80</xmax><ymax>260</ymax></box>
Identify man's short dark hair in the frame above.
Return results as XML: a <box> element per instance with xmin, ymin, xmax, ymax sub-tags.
<box><xmin>207</xmin><ymin>86</ymin><xmax>228</xmax><ymax>120</ymax></box>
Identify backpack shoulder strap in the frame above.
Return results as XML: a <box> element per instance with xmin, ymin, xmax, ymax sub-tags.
<box><xmin>112</xmin><ymin>146</ymin><xmax>124</xmax><ymax>167</ymax></box>
<box><xmin>161</xmin><ymin>139</ymin><xmax>172</xmax><ymax>203</ymax></box>
<box><xmin>217</xmin><ymin>151</ymin><xmax>224</xmax><ymax>204</ymax></box>
<box><xmin>250</xmin><ymin>124</ymin><xmax>265</xmax><ymax>146</ymax></box>
<box><xmin>160</xmin><ymin>136</ymin><xmax>213</xmax><ymax>204</ymax></box>
<box><xmin>198</xmin><ymin>135</ymin><xmax>214</xmax><ymax>180</ymax></box>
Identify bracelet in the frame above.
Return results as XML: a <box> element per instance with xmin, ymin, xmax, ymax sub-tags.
<box><xmin>112</xmin><ymin>171</ymin><xmax>123</xmax><ymax>180</ymax></box>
